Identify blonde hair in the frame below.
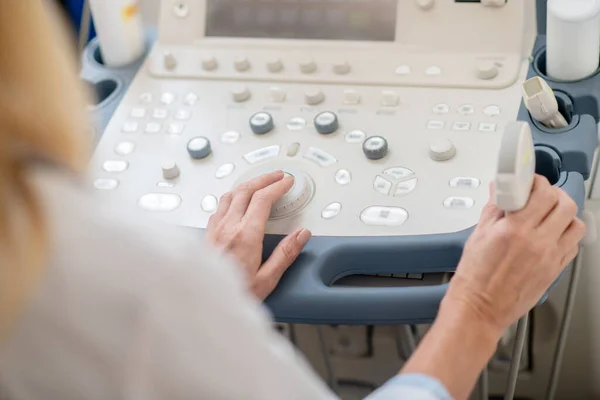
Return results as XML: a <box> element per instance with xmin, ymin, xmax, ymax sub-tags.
<box><xmin>0</xmin><ymin>0</ymin><xmax>91</xmax><ymax>338</ymax></box>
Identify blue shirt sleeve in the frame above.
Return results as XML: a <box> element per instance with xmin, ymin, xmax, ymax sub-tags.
<box><xmin>364</xmin><ymin>374</ymin><xmax>453</xmax><ymax>400</ymax></box>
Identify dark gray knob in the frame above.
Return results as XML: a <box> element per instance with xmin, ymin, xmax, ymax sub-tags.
<box><xmin>314</xmin><ymin>111</ymin><xmax>339</xmax><ymax>135</ymax></box>
<box><xmin>363</xmin><ymin>136</ymin><xmax>388</xmax><ymax>160</ymax></box>
<box><xmin>250</xmin><ymin>112</ymin><xmax>274</xmax><ymax>135</ymax></box>
<box><xmin>187</xmin><ymin>136</ymin><xmax>212</xmax><ymax>159</ymax></box>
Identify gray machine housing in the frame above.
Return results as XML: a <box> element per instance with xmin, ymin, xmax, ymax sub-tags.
<box><xmin>82</xmin><ymin>2</ymin><xmax>596</xmax><ymax>325</ymax></box>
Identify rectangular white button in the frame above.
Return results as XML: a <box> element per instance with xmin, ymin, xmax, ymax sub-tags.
<box><xmin>452</xmin><ymin>121</ymin><xmax>471</xmax><ymax>131</ymax></box>
<box><xmin>153</xmin><ymin>108</ymin><xmax>168</xmax><ymax>119</ymax></box>
<box><xmin>304</xmin><ymin>147</ymin><xmax>337</xmax><ymax>167</ymax></box>
<box><xmin>427</xmin><ymin>120</ymin><xmax>445</xmax><ymax>130</ymax></box>
<box><xmin>244</xmin><ymin>146</ymin><xmax>280</xmax><ymax>164</ymax></box>
<box><xmin>269</xmin><ymin>87</ymin><xmax>286</xmax><ymax>103</ymax></box>
<box><xmin>381</xmin><ymin>91</ymin><xmax>399</xmax><ymax>107</ymax></box>
<box><xmin>130</xmin><ymin>108</ymin><xmax>146</xmax><ymax>118</ymax></box>
<box><xmin>360</xmin><ymin>206</ymin><xmax>408</xmax><ymax>226</ymax></box>
<box><xmin>479</xmin><ymin>122</ymin><xmax>497</xmax><ymax>132</ymax></box>
<box><xmin>343</xmin><ymin>90</ymin><xmax>361</xmax><ymax>105</ymax></box>
<box><xmin>175</xmin><ymin>109</ymin><xmax>192</xmax><ymax>120</ymax></box>
<box><xmin>145</xmin><ymin>122</ymin><xmax>161</xmax><ymax>133</ymax></box>
<box><xmin>443</xmin><ymin>197</ymin><xmax>475</xmax><ymax>209</ymax></box>
<box><xmin>122</xmin><ymin>121</ymin><xmax>138</xmax><ymax>133</ymax></box>
<box><xmin>373</xmin><ymin>176</ymin><xmax>392</xmax><ymax>195</ymax></box>
<box><xmin>167</xmin><ymin>123</ymin><xmax>185</xmax><ymax>135</ymax></box>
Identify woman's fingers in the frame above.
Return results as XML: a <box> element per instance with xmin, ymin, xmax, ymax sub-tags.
<box><xmin>539</xmin><ymin>190</ymin><xmax>579</xmax><ymax>240</ymax></box>
<box><xmin>557</xmin><ymin>218</ymin><xmax>586</xmax><ymax>255</ymax></box>
<box><xmin>252</xmin><ymin>229</ymin><xmax>312</xmax><ymax>300</ymax></box>
<box><xmin>225</xmin><ymin>171</ymin><xmax>285</xmax><ymax>222</ymax></box>
<box><xmin>511</xmin><ymin>175</ymin><xmax>559</xmax><ymax>227</ymax></box>
<box><xmin>243</xmin><ymin>175</ymin><xmax>295</xmax><ymax>234</ymax></box>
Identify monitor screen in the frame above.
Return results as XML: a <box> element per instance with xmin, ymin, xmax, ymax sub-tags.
<box><xmin>205</xmin><ymin>0</ymin><xmax>398</xmax><ymax>42</ymax></box>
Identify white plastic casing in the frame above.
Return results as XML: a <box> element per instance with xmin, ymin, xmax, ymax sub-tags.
<box><xmin>546</xmin><ymin>0</ymin><xmax>600</xmax><ymax>81</ymax></box>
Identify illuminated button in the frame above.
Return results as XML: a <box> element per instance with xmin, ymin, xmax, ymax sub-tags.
<box><xmin>333</xmin><ymin>60</ymin><xmax>351</xmax><ymax>75</ymax></box>
<box><xmin>244</xmin><ymin>146</ymin><xmax>280</xmax><ymax>164</ymax></box>
<box><xmin>429</xmin><ymin>138</ymin><xmax>456</xmax><ymax>161</ymax></box>
<box><xmin>458</xmin><ymin>104</ymin><xmax>475</xmax><ymax>115</ymax></box>
<box><xmin>343</xmin><ymin>90</ymin><xmax>361</xmax><ymax>105</ymax></box>
<box><xmin>175</xmin><ymin>109</ymin><xmax>192</xmax><ymax>120</ymax></box>
<box><xmin>335</xmin><ymin>169</ymin><xmax>352</xmax><ymax>185</ymax></box>
<box><xmin>381</xmin><ymin>91</ymin><xmax>399</xmax><ymax>107</ymax></box>
<box><xmin>187</xmin><ymin>137</ymin><xmax>212</xmax><ymax>159</ymax></box>
<box><xmin>163</xmin><ymin>52</ymin><xmax>177</xmax><ymax>70</ymax></box>
<box><xmin>314</xmin><ymin>111</ymin><xmax>339</xmax><ymax>135</ymax></box>
<box><xmin>427</xmin><ymin>120</ymin><xmax>445</xmax><ymax>130</ymax></box>
<box><xmin>216</xmin><ymin>163</ymin><xmax>235</xmax><ymax>179</ymax></box>
<box><xmin>287</xmin><ymin>117</ymin><xmax>306</xmax><ymax>131</ymax></box>
<box><xmin>94</xmin><ymin>178</ymin><xmax>119</xmax><ymax>190</ymax></box>
<box><xmin>305</xmin><ymin>89</ymin><xmax>325</xmax><ymax>105</ymax></box>
<box><xmin>234</xmin><ymin>56</ymin><xmax>251</xmax><ymax>72</ymax></box>
<box><xmin>432</xmin><ymin>103</ymin><xmax>450</xmax><ymax>114</ymax></box>
<box><xmin>363</xmin><ymin>136</ymin><xmax>388</xmax><ymax>160</ymax></box>
<box><xmin>452</xmin><ymin>121</ymin><xmax>471</xmax><ymax>131</ymax></box>
<box><xmin>139</xmin><ymin>193</ymin><xmax>182</xmax><ymax>212</ymax></box>
<box><xmin>476</xmin><ymin>60</ymin><xmax>499</xmax><ymax>80</ymax></box>
<box><xmin>479</xmin><ymin>122</ymin><xmax>497</xmax><ymax>132</ymax></box>
<box><xmin>161</xmin><ymin>161</ymin><xmax>180</xmax><ymax>180</ymax></box>
<box><xmin>114</xmin><ymin>141</ymin><xmax>136</xmax><ymax>156</ymax></box>
<box><xmin>322</xmin><ymin>202</ymin><xmax>342</xmax><ymax>220</ymax></box>
<box><xmin>444</xmin><ymin>197</ymin><xmax>475</xmax><ymax>210</ymax></box>
<box><xmin>304</xmin><ymin>147</ymin><xmax>337</xmax><ymax>167</ymax></box>
<box><xmin>183</xmin><ymin>93</ymin><xmax>199</xmax><ymax>105</ymax></box>
<box><xmin>122</xmin><ymin>121</ymin><xmax>138</xmax><ymax>133</ymax></box>
<box><xmin>102</xmin><ymin>160</ymin><xmax>129</xmax><ymax>172</ymax></box>
<box><xmin>425</xmin><ymin>66</ymin><xmax>442</xmax><ymax>76</ymax></box>
<box><xmin>130</xmin><ymin>108</ymin><xmax>146</xmax><ymax>118</ymax></box>
<box><xmin>287</xmin><ymin>142</ymin><xmax>300</xmax><ymax>157</ymax></box>
<box><xmin>250</xmin><ymin>112</ymin><xmax>275</xmax><ymax>135</ymax></box>
<box><xmin>394</xmin><ymin>178</ymin><xmax>418</xmax><ymax>197</ymax></box>
<box><xmin>160</xmin><ymin>92</ymin><xmax>176</xmax><ymax>105</ymax></box>
<box><xmin>300</xmin><ymin>57</ymin><xmax>317</xmax><ymax>74</ymax></box>
<box><xmin>483</xmin><ymin>105</ymin><xmax>501</xmax><ymax>116</ymax></box>
<box><xmin>373</xmin><ymin>176</ymin><xmax>393</xmax><ymax>195</ymax></box>
<box><xmin>202</xmin><ymin>56</ymin><xmax>218</xmax><ymax>71</ymax></box>
<box><xmin>269</xmin><ymin>87</ymin><xmax>286</xmax><ymax>103</ymax></box>
<box><xmin>145</xmin><ymin>122</ymin><xmax>161</xmax><ymax>133</ymax></box>
<box><xmin>415</xmin><ymin>0</ymin><xmax>435</xmax><ymax>10</ymax></box>
<box><xmin>346</xmin><ymin>130</ymin><xmax>366</xmax><ymax>143</ymax></box>
<box><xmin>360</xmin><ymin>206</ymin><xmax>409</xmax><ymax>227</ymax></box>
<box><xmin>201</xmin><ymin>195</ymin><xmax>218</xmax><ymax>213</ymax></box>
<box><xmin>449</xmin><ymin>177</ymin><xmax>481</xmax><ymax>189</ymax></box>
<box><xmin>221</xmin><ymin>130</ymin><xmax>240</xmax><ymax>144</ymax></box>
<box><xmin>267</xmin><ymin>58</ymin><xmax>284</xmax><ymax>73</ymax></box>
<box><xmin>139</xmin><ymin>93</ymin><xmax>153</xmax><ymax>103</ymax></box>
<box><xmin>395</xmin><ymin>65</ymin><xmax>411</xmax><ymax>75</ymax></box>
<box><xmin>231</xmin><ymin>86</ymin><xmax>251</xmax><ymax>103</ymax></box>
<box><xmin>153</xmin><ymin>108</ymin><xmax>168</xmax><ymax>119</ymax></box>
<box><xmin>167</xmin><ymin>123</ymin><xmax>185</xmax><ymax>135</ymax></box>
<box><xmin>383</xmin><ymin>167</ymin><xmax>414</xmax><ymax>181</ymax></box>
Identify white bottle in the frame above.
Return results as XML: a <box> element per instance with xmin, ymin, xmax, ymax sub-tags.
<box><xmin>546</xmin><ymin>0</ymin><xmax>600</xmax><ymax>81</ymax></box>
<box><xmin>88</xmin><ymin>0</ymin><xmax>145</xmax><ymax>68</ymax></box>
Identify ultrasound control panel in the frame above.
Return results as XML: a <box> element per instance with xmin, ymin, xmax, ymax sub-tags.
<box><xmin>89</xmin><ymin>0</ymin><xmax>556</xmax><ymax>324</ymax></box>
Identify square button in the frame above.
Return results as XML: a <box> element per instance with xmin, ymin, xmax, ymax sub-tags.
<box><xmin>145</xmin><ymin>122</ymin><xmax>162</xmax><ymax>133</ymax></box>
<box><xmin>479</xmin><ymin>122</ymin><xmax>497</xmax><ymax>132</ymax></box>
<box><xmin>452</xmin><ymin>121</ymin><xmax>471</xmax><ymax>131</ymax></box>
<box><xmin>343</xmin><ymin>90</ymin><xmax>361</xmax><ymax>105</ymax></box>
<box><xmin>381</xmin><ymin>91</ymin><xmax>399</xmax><ymax>107</ymax></box>
<box><xmin>122</xmin><ymin>121</ymin><xmax>138</xmax><ymax>133</ymax></box>
<box><xmin>175</xmin><ymin>109</ymin><xmax>192</xmax><ymax>120</ymax></box>
<box><xmin>168</xmin><ymin>123</ymin><xmax>185</xmax><ymax>135</ymax></box>
<box><xmin>130</xmin><ymin>108</ymin><xmax>146</xmax><ymax>118</ymax></box>
<box><xmin>427</xmin><ymin>120</ymin><xmax>445</xmax><ymax>130</ymax></box>
<box><xmin>153</xmin><ymin>109</ymin><xmax>168</xmax><ymax>119</ymax></box>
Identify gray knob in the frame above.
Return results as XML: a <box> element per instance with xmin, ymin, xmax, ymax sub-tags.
<box><xmin>363</xmin><ymin>136</ymin><xmax>388</xmax><ymax>160</ymax></box>
<box><xmin>250</xmin><ymin>112</ymin><xmax>274</xmax><ymax>135</ymax></box>
<box><xmin>314</xmin><ymin>111</ymin><xmax>339</xmax><ymax>135</ymax></box>
<box><xmin>187</xmin><ymin>136</ymin><xmax>212</xmax><ymax>159</ymax></box>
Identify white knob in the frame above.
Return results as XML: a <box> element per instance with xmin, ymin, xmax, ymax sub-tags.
<box><xmin>304</xmin><ymin>89</ymin><xmax>325</xmax><ymax>106</ymax></box>
<box><xmin>231</xmin><ymin>86</ymin><xmax>251</xmax><ymax>103</ymax></box>
<box><xmin>267</xmin><ymin>58</ymin><xmax>284</xmax><ymax>73</ymax></box>
<box><xmin>162</xmin><ymin>161</ymin><xmax>180</xmax><ymax>179</ymax></box>
<box><xmin>164</xmin><ymin>52</ymin><xmax>177</xmax><ymax>70</ymax></box>
<box><xmin>476</xmin><ymin>60</ymin><xmax>499</xmax><ymax>80</ymax></box>
<box><xmin>333</xmin><ymin>60</ymin><xmax>351</xmax><ymax>75</ymax></box>
<box><xmin>234</xmin><ymin>56</ymin><xmax>251</xmax><ymax>72</ymax></box>
<box><xmin>429</xmin><ymin>138</ymin><xmax>456</xmax><ymax>161</ymax></box>
<box><xmin>300</xmin><ymin>57</ymin><xmax>317</xmax><ymax>74</ymax></box>
<box><xmin>415</xmin><ymin>0</ymin><xmax>435</xmax><ymax>10</ymax></box>
<box><xmin>202</xmin><ymin>56</ymin><xmax>218</xmax><ymax>71</ymax></box>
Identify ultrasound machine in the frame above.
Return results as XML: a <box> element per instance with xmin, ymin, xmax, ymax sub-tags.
<box><xmin>82</xmin><ymin>1</ymin><xmax>599</xmax><ymax>398</ymax></box>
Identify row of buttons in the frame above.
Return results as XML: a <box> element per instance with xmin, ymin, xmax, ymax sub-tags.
<box><xmin>122</xmin><ymin>121</ymin><xmax>186</xmax><ymax>135</ymax></box>
<box><xmin>432</xmin><ymin>103</ymin><xmax>501</xmax><ymax>117</ymax></box>
<box><xmin>130</xmin><ymin>107</ymin><xmax>192</xmax><ymax>121</ymax></box>
<box><xmin>138</xmin><ymin>92</ymin><xmax>198</xmax><ymax>106</ymax></box>
<box><xmin>427</xmin><ymin>120</ymin><xmax>497</xmax><ymax>132</ymax></box>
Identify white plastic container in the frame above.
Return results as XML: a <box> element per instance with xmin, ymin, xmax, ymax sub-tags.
<box><xmin>88</xmin><ymin>0</ymin><xmax>145</xmax><ymax>68</ymax></box>
<box><xmin>546</xmin><ymin>0</ymin><xmax>600</xmax><ymax>81</ymax></box>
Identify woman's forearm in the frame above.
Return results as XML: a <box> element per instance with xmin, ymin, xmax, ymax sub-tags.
<box><xmin>400</xmin><ymin>297</ymin><xmax>502</xmax><ymax>400</ymax></box>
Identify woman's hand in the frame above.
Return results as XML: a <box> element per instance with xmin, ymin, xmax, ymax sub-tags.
<box><xmin>444</xmin><ymin>174</ymin><xmax>586</xmax><ymax>337</ymax></box>
<box><xmin>206</xmin><ymin>170</ymin><xmax>312</xmax><ymax>300</ymax></box>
